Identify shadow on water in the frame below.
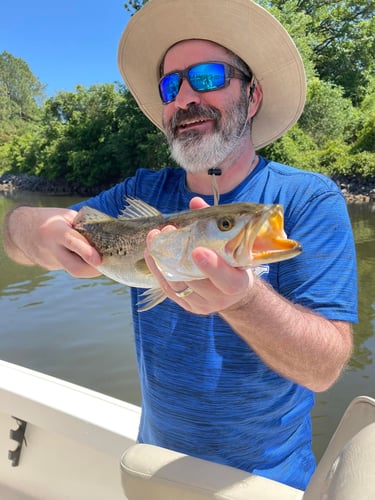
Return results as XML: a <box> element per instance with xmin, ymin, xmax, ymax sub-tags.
<box><xmin>1</xmin><ymin>193</ymin><xmax>374</xmax><ymax>462</ymax></box>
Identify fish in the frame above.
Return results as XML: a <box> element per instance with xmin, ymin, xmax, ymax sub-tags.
<box><xmin>72</xmin><ymin>197</ymin><xmax>302</xmax><ymax>311</ymax></box>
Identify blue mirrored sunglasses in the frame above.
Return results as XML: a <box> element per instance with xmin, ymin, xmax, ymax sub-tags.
<box><xmin>158</xmin><ymin>61</ymin><xmax>251</xmax><ymax>104</ymax></box>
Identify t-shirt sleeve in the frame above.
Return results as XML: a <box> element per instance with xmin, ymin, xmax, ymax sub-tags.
<box><xmin>274</xmin><ymin>189</ymin><xmax>358</xmax><ymax>322</ymax></box>
<box><xmin>69</xmin><ymin>178</ymin><xmax>135</xmax><ymax>216</ymax></box>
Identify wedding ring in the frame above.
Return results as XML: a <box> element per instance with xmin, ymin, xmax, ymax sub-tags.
<box><xmin>175</xmin><ymin>286</ymin><xmax>193</xmax><ymax>298</ymax></box>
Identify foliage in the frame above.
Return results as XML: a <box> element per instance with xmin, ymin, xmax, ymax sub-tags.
<box><xmin>1</xmin><ymin>0</ymin><xmax>374</xmax><ymax>187</ymax></box>
<box><xmin>260</xmin><ymin>125</ymin><xmax>319</xmax><ymax>171</ymax></box>
<box><xmin>124</xmin><ymin>0</ymin><xmax>146</xmax><ymax>13</ymax></box>
<box><xmin>260</xmin><ymin>0</ymin><xmax>375</xmax><ymax>105</ymax></box>
<box><xmin>301</xmin><ymin>0</ymin><xmax>375</xmax><ymax>105</ymax></box>
<box><xmin>352</xmin><ymin>74</ymin><xmax>375</xmax><ymax>153</ymax></box>
<box><xmin>299</xmin><ymin>77</ymin><xmax>358</xmax><ymax>147</ymax></box>
<box><xmin>0</xmin><ymin>51</ymin><xmax>45</xmax><ymax>144</ymax></box>
<box><xmin>0</xmin><ymin>83</ymin><xmax>173</xmax><ymax>189</ymax></box>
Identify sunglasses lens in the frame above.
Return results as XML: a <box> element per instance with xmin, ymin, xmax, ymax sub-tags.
<box><xmin>189</xmin><ymin>63</ymin><xmax>226</xmax><ymax>92</ymax></box>
<box><xmin>159</xmin><ymin>63</ymin><xmax>228</xmax><ymax>104</ymax></box>
<box><xmin>159</xmin><ymin>73</ymin><xmax>181</xmax><ymax>104</ymax></box>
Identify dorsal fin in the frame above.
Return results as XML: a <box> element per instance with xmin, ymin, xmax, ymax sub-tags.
<box><xmin>74</xmin><ymin>206</ymin><xmax>114</xmax><ymax>226</ymax></box>
<box><xmin>119</xmin><ymin>196</ymin><xmax>161</xmax><ymax>220</ymax></box>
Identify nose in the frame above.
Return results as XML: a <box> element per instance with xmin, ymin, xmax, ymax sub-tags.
<box><xmin>173</xmin><ymin>78</ymin><xmax>201</xmax><ymax>109</ymax></box>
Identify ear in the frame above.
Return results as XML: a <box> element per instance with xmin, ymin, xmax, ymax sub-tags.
<box><xmin>248</xmin><ymin>81</ymin><xmax>263</xmax><ymax>119</ymax></box>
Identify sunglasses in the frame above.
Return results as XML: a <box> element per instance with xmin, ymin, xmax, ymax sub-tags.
<box><xmin>158</xmin><ymin>61</ymin><xmax>251</xmax><ymax>104</ymax></box>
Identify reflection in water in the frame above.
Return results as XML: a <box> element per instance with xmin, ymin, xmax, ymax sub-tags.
<box><xmin>0</xmin><ymin>194</ymin><xmax>139</xmax><ymax>405</ymax></box>
<box><xmin>2</xmin><ymin>275</ymin><xmax>54</xmax><ymax>299</ymax></box>
<box><xmin>0</xmin><ymin>194</ymin><xmax>374</xmax><ymax>462</ymax></box>
<box><xmin>347</xmin><ymin>205</ymin><xmax>375</xmax><ymax>372</ymax></box>
<box><xmin>313</xmin><ymin>203</ymin><xmax>375</xmax><ymax>459</ymax></box>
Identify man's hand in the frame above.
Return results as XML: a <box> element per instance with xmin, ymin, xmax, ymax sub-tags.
<box><xmin>144</xmin><ymin>197</ymin><xmax>253</xmax><ymax>314</ymax></box>
<box><xmin>3</xmin><ymin>206</ymin><xmax>102</xmax><ymax>278</ymax></box>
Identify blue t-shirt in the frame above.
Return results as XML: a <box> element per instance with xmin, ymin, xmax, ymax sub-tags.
<box><xmin>72</xmin><ymin>157</ymin><xmax>357</xmax><ymax>490</ymax></box>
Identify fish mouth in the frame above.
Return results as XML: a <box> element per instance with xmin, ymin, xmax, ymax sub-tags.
<box><xmin>227</xmin><ymin>205</ymin><xmax>302</xmax><ymax>265</ymax></box>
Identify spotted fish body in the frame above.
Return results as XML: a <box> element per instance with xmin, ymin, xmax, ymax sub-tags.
<box><xmin>73</xmin><ymin>198</ymin><xmax>301</xmax><ymax>310</ymax></box>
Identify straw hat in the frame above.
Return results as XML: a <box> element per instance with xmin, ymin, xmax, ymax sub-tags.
<box><xmin>118</xmin><ymin>0</ymin><xmax>306</xmax><ymax>150</ymax></box>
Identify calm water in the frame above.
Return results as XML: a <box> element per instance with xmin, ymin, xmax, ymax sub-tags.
<box><xmin>0</xmin><ymin>192</ymin><xmax>374</xmax><ymax>461</ymax></box>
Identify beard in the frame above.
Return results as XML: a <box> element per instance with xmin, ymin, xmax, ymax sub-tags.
<box><xmin>163</xmin><ymin>91</ymin><xmax>250</xmax><ymax>173</ymax></box>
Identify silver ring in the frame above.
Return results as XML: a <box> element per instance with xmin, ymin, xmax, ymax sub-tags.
<box><xmin>175</xmin><ymin>286</ymin><xmax>193</xmax><ymax>298</ymax></box>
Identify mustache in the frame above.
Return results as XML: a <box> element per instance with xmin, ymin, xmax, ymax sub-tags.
<box><xmin>167</xmin><ymin>105</ymin><xmax>221</xmax><ymax>136</ymax></box>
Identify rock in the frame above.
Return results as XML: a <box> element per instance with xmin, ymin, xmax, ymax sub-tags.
<box><xmin>0</xmin><ymin>173</ymin><xmax>100</xmax><ymax>197</ymax></box>
<box><xmin>1</xmin><ymin>172</ymin><xmax>374</xmax><ymax>203</ymax></box>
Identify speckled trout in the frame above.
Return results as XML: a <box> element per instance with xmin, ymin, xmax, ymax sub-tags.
<box><xmin>73</xmin><ymin>197</ymin><xmax>301</xmax><ymax>310</ymax></box>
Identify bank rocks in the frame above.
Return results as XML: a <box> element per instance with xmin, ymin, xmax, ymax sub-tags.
<box><xmin>1</xmin><ymin>172</ymin><xmax>374</xmax><ymax>203</ymax></box>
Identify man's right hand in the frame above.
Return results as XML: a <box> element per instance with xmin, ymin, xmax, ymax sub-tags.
<box><xmin>3</xmin><ymin>206</ymin><xmax>102</xmax><ymax>278</ymax></box>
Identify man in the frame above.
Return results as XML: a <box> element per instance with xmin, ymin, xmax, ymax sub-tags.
<box><xmin>3</xmin><ymin>0</ymin><xmax>357</xmax><ymax>491</ymax></box>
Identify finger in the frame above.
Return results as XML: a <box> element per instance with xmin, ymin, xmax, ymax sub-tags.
<box><xmin>55</xmin><ymin>246</ymin><xmax>103</xmax><ymax>278</ymax></box>
<box><xmin>191</xmin><ymin>247</ymin><xmax>251</xmax><ymax>295</ymax></box>
<box><xmin>189</xmin><ymin>197</ymin><xmax>210</xmax><ymax>210</ymax></box>
<box><xmin>63</xmin><ymin>229</ymin><xmax>102</xmax><ymax>267</ymax></box>
<box><xmin>146</xmin><ymin>225</ymin><xmax>176</xmax><ymax>247</ymax></box>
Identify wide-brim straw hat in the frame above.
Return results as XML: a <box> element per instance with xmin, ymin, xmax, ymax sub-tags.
<box><xmin>118</xmin><ymin>0</ymin><xmax>306</xmax><ymax>150</ymax></box>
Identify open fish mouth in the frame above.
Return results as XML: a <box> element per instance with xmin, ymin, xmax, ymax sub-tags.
<box><xmin>226</xmin><ymin>205</ymin><xmax>302</xmax><ymax>265</ymax></box>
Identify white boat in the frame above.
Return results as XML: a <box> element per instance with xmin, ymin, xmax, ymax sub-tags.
<box><xmin>1</xmin><ymin>359</ymin><xmax>374</xmax><ymax>499</ymax></box>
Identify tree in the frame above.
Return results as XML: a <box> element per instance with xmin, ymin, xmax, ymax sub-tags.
<box><xmin>306</xmin><ymin>0</ymin><xmax>375</xmax><ymax>105</ymax></box>
<box><xmin>299</xmin><ymin>77</ymin><xmax>357</xmax><ymax>147</ymax></box>
<box><xmin>2</xmin><ymin>3</ymin><xmax>374</xmax><ymax>186</ymax></box>
<box><xmin>0</xmin><ymin>51</ymin><xmax>45</xmax><ymax>143</ymax></box>
<box><xmin>5</xmin><ymin>83</ymin><xmax>173</xmax><ymax>189</ymax></box>
<box><xmin>263</xmin><ymin>0</ymin><xmax>375</xmax><ymax>105</ymax></box>
<box><xmin>352</xmin><ymin>74</ymin><xmax>375</xmax><ymax>154</ymax></box>
<box><xmin>124</xmin><ymin>0</ymin><xmax>146</xmax><ymax>14</ymax></box>
<box><xmin>38</xmin><ymin>84</ymin><xmax>126</xmax><ymax>187</ymax></box>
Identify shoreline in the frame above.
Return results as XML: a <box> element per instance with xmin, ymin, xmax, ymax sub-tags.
<box><xmin>1</xmin><ymin>172</ymin><xmax>374</xmax><ymax>203</ymax></box>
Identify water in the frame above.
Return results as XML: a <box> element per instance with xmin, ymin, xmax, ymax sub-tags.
<box><xmin>0</xmin><ymin>193</ymin><xmax>139</xmax><ymax>404</ymax></box>
<box><xmin>1</xmin><ymin>192</ymin><xmax>374</xmax><ymax>462</ymax></box>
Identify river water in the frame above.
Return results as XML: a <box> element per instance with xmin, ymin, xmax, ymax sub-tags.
<box><xmin>0</xmin><ymin>192</ymin><xmax>374</xmax><ymax>462</ymax></box>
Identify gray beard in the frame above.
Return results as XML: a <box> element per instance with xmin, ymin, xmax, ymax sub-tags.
<box><xmin>165</xmin><ymin>94</ymin><xmax>249</xmax><ymax>173</ymax></box>
<box><xmin>169</xmin><ymin>130</ymin><xmax>239</xmax><ymax>173</ymax></box>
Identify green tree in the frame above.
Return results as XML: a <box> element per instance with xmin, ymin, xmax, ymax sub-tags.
<box><xmin>112</xmin><ymin>86</ymin><xmax>172</xmax><ymax>177</ymax></box>
<box><xmin>39</xmin><ymin>84</ymin><xmax>126</xmax><ymax>187</ymax></box>
<box><xmin>264</xmin><ymin>0</ymin><xmax>375</xmax><ymax>105</ymax></box>
<box><xmin>0</xmin><ymin>51</ymin><xmax>45</xmax><ymax>143</ymax></box>
<box><xmin>299</xmin><ymin>77</ymin><xmax>357</xmax><ymax>147</ymax></box>
<box><xmin>6</xmin><ymin>83</ymin><xmax>173</xmax><ymax>189</ymax></box>
<box><xmin>301</xmin><ymin>0</ymin><xmax>375</xmax><ymax>105</ymax></box>
<box><xmin>352</xmin><ymin>74</ymin><xmax>375</xmax><ymax>154</ymax></box>
<box><xmin>2</xmin><ymin>3</ymin><xmax>374</xmax><ymax>187</ymax></box>
<box><xmin>258</xmin><ymin>0</ymin><xmax>317</xmax><ymax>80</ymax></box>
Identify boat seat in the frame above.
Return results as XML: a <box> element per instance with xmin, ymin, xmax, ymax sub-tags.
<box><xmin>304</xmin><ymin>395</ymin><xmax>375</xmax><ymax>499</ymax></box>
<box><xmin>120</xmin><ymin>396</ymin><xmax>375</xmax><ymax>499</ymax></box>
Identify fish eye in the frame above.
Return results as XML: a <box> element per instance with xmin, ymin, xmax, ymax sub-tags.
<box><xmin>218</xmin><ymin>216</ymin><xmax>234</xmax><ymax>231</ymax></box>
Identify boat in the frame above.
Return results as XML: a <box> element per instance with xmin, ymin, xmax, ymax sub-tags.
<box><xmin>1</xmin><ymin>359</ymin><xmax>374</xmax><ymax>499</ymax></box>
